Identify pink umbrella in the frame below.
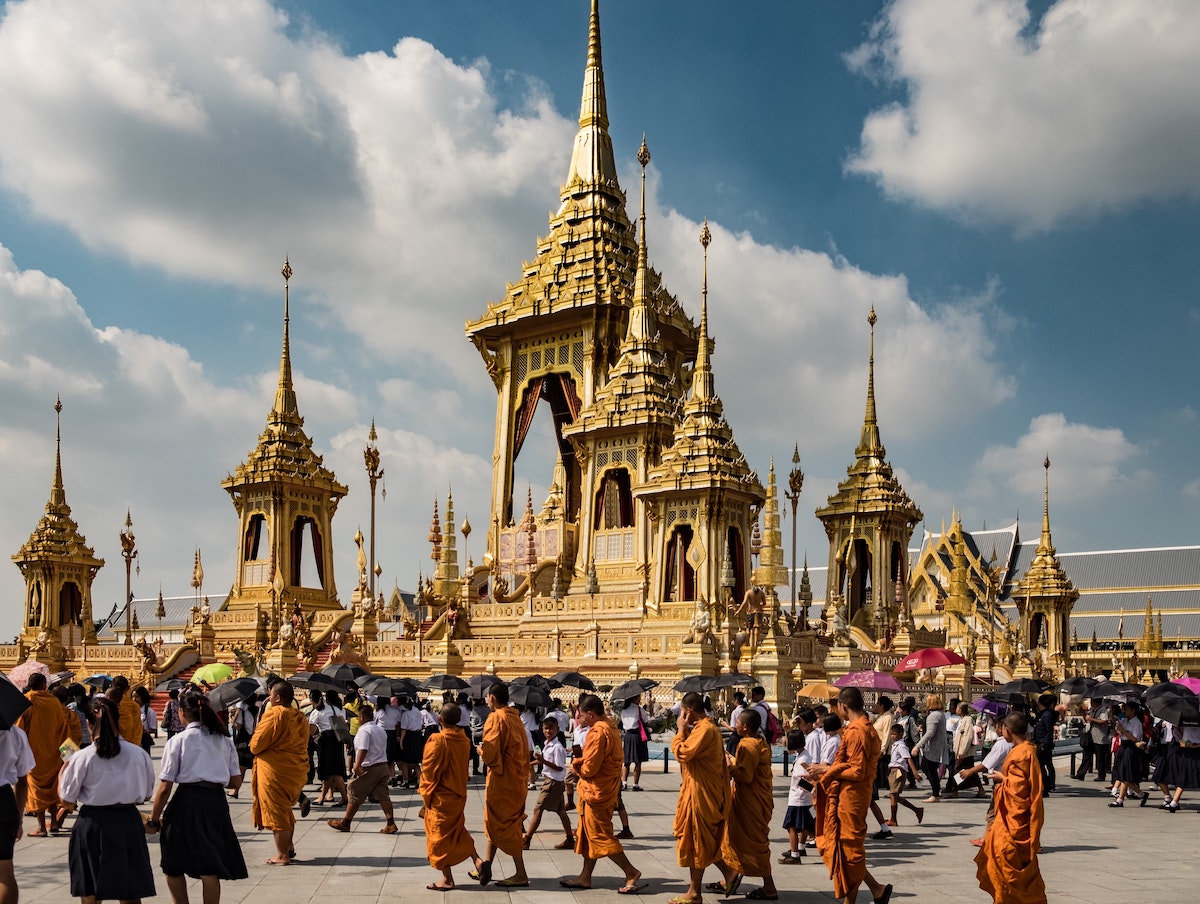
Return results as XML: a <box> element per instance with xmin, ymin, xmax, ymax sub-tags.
<box><xmin>8</xmin><ymin>659</ymin><xmax>50</xmax><ymax>690</ymax></box>
<box><xmin>891</xmin><ymin>647</ymin><xmax>966</xmax><ymax>673</ymax></box>
<box><xmin>1171</xmin><ymin>676</ymin><xmax>1200</xmax><ymax>694</ymax></box>
<box><xmin>835</xmin><ymin>670</ymin><xmax>904</xmax><ymax>692</ymax></box>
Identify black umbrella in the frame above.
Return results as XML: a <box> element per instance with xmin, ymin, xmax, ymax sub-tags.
<box><xmin>996</xmin><ymin>678</ymin><xmax>1049</xmax><ymax>695</ymax></box>
<box><xmin>156</xmin><ymin>678</ymin><xmax>189</xmax><ymax>692</ymax></box>
<box><xmin>47</xmin><ymin>670</ymin><xmax>76</xmax><ymax>688</ymax></box>
<box><xmin>424</xmin><ymin>674</ymin><xmax>469</xmax><ymax>692</ymax></box>
<box><xmin>673</xmin><ymin>675</ymin><xmax>714</xmax><ymax>694</ymax></box>
<box><xmin>550</xmin><ymin>671</ymin><xmax>596</xmax><ymax>691</ymax></box>
<box><xmin>320</xmin><ymin>662</ymin><xmax>369</xmax><ymax>686</ymax></box>
<box><xmin>1056</xmin><ymin>676</ymin><xmax>1098</xmax><ymax>696</ymax></box>
<box><xmin>610</xmin><ymin>679</ymin><xmax>656</xmax><ymax>703</ymax></box>
<box><xmin>710</xmin><ymin>673</ymin><xmax>754</xmax><ymax>689</ymax></box>
<box><xmin>289</xmin><ymin>672</ymin><xmax>342</xmax><ymax>693</ymax></box>
<box><xmin>984</xmin><ymin>691</ymin><xmax>1029</xmax><ymax>707</ymax></box>
<box><xmin>1094</xmin><ymin>680</ymin><xmax>1146</xmax><ymax>703</ymax></box>
<box><xmin>509</xmin><ymin>683</ymin><xmax>553</xmax><ymax>709</ymax></box>
<box><xmin>1145</xmin><ymin>689</ymin><xmax>1200</xmax><ymax>726</ymax></box>
<box><xmin>0</xmin><ymin>677</ymin><xmax>31</xmax><ymax>731</ymax></box>
<box><xmin>83</xmin><ymin>674</ymin><xmax>113</xmax><ymax>689</ymax></box>
<box><xmin>355</xmin><ymin>674</ymin><xmax>423</xmax><ymax>699</ymax></box>
<box><xmin>512</xmin><ymin>674</ymin><xmax>561</xmax><ymax>690</ymax></box>
<box><xmin>207</xmin><ymin>677</ymin><xmax>266</xmax><ymax>710</ymax></box>
<box><xmin>467</xmin><ymin>674</ymin><xmax>503</xmax><ymax>699</ymax></box>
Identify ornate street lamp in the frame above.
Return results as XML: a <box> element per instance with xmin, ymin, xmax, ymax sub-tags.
<box><xmin>364</xmin><ymin>421</ymin><xmax>384</xmax><ymax>601</ymax></box>
<box><xmin>120</xmin><ymin>510</ymin><xmax>138</xmax><ymax>645</ymax></box>
<box><xmin>586</xmin><ymin>558</ymin><xmax>599</xmax><ymax>658</ymax></box>
<box><xmin>155</xmin><ymin>587</ymin><xmax>166</xmax><ymax>643</ymax></box>
<box><xmin>785</xmin><ymin>444</ymin><xmax>804</xmax><ymax>611</ymax></box>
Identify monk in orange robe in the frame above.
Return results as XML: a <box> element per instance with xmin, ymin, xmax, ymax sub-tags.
<box><xmin>975</xmin><ymin>712</ymin><xmax>1046</xmax><ymax>904</ymax></box>
<box><xmin>250</xmin><ymin>681</ymin><xmax>311</xmax><ymax>865</ymax></box>
<box><xmin>421</xmin><ymin>703</ymin><xmax>486</xmax><ymax>890</ymax></box>
<box><xmin>559</xmin><ymin>694</ymin><xmax>645</xmax><ymax>893</ymax></box>
<box><xmin>716</xmin><ymin>710</ymin><xmax>777</xmax><ymax>899</ymax></box>
<box><xmin>16</xmin><ymin>673</ymin><xmax>68</xmax><ymax>837</ymax></box>
<box><xmin>808</xmin><ymin>687</ymin><xmax>894</xmax><ymax>904</ymax></box>
<box><xmin>110</xmin><ymin>676</ymin><xmax>143</xmax><ymax>746</ymax></box>
<box><xmin>476</xmin><ymin>683</ymin><xmax>530</xmax><ymax>886</ymax></box>
<box><xmin>672</xmin><ymin>691</ymin><xmax>731</xmax><ymax>904</ymax></box>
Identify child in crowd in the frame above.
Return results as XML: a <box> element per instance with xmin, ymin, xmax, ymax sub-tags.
<box><xmin>523</xmin><ymin>717</ymin><xmax>574</xmax><ymax>849</ymax></box>
<box><xmin>780</xmin><ymin>728</ymin><xmax>816</xmax><ymax>864</ymax></box>
<box><xmin>884</xmin><ymin>723</ymin><xmax>925</xmax><ymax>831</ymax></box>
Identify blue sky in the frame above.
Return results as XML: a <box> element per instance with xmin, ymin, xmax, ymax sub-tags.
<box><xmin>1</xmin><ymin>0</ymin><xmax>1198</xmax><ymax>640</ymax></box>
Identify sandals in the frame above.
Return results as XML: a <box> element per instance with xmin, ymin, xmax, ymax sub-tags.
<box><xmin>745</xmin><ymin>891</ymin><xmax>779</xmax><ymax>901</ymax></box>
<box><xmin>468</xmin><ymin>860</ymin><xmax>492</xmax><ymax>885</ymax></box>
<box><xmin>705</xmin><ymin>875</ymin><xmax>743</xmax><ymax>896</ymax></box>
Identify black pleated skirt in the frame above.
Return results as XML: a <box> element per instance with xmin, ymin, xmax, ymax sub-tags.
<box><xmin>69</xmin><ymin>804</ymin><xmax>156</xmax><ymax>900</ymax></box>
<box><xmin>316</xmin><ymin>730</ymin><xmax>347</xmax><ymax>780</ymax></box>
<box><xmin>1112</xmin><ymin>739</ymin><xmax>1143</xmax><ymax>782</ymax></box>
<box><xmin>1154</xmin><ymin>744</ymin><xmax>1200</xmax><ymax>790</ymax></box>
<box><xmin>161</xmin><ymin>784</ymin><xmax>248</xmax><ymax>880</ymax></box>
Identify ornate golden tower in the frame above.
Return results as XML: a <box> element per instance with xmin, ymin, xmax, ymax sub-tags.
<box><xmin>221</xmin><ymin>261</ymin><xmax>347</xmax><ymax>624</ymax></box>
<box><xmin>465</xmin><ymin>0</ymin><xmax>698</xmax><ymax>594</ymax></box>
<box><xmin>12</xmin><ymin>398</ymin><xmax>103</xmax><ymax>648</ymax></box>
<box><xmin>816</xmin><ymin>309</ymin><xmax>922</xmax><ymax>645</ymax></box>
<box><xmin>1012</xmin><ymin>457</ymin><xmax>1078</xmax><ymax>678</ymax></box>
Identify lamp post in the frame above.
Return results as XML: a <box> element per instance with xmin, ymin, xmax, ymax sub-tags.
<box><xmin>720</xmin><ymin>542</ymin><xmax>736</xmax><ymax>672</ymax></box>
<box><xmin>551</xmin><ymin>561</ymin><xmax>562</xmax><ymax>661</ymax></box>
<box><xmin>364</xmin><ymin>421</ymin><xmax>384</xmax><ymax>602</ymax></box>
<box><xmin>155</xmin><ymin>587</ymin><xmax>166</xmax><ymax>643</ymax></box>
<box><xmin>586</xmin><ymin>559</ymin><xmax>599</xmax><ymax>659</ymax></box>
<box><xmin>120</xmin><ymin>510</ymin><xmax>138</xmax><ymax>645</ymax></box>
<box><xmin>785</xmin><ymin>444</ymin><xmax>804</xmax><ymax>611</ymax></box>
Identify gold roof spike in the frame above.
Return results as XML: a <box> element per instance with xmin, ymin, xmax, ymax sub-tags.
<box><xmin>858</xmin><ymin>307</ymin><xmax>882</xmax><ymax>459</ymax></box>
<box><xmin>566</xmin><ymin>0</ymin><xmax>618</xmax><ymax>189</ymax></box>
<box><xmin>1013</xmin><ymin>457</ymin><xmax>1078</xmax><ymax>604</ymax></box>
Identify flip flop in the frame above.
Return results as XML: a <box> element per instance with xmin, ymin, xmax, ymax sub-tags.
<box><xmin>426</xmin><ymin>884</ymin><xmax>454</xmax><ymax>892</ymax></box>
<box><xmin>560</xmin><ymin>879</ymin><xmax>591</xmax><ymax>889</ymax></box>
<box><xmin>264</xmin><ymin>858</ymin><xmax>292</xmax><ymax>865</ymax></box>
<box><xmin>468</xmin><ymin>861</ymin><xmax>492</xmax><ymax>885</ymax></box>
<box><xmin>745</xmin><ymin>891</ymin><xmax>779</xmax><ymax>901</ymax></box>
<box><xmin>727</xmin><ymin>875</ymin><xmax>744</xmax><ymax>896</ymax></box>
<box><xmin>667</xmin><ymin>897</ymin><xmax>702</xmax><ymax>904</ymax></box>
<box><xmin>496</xmin><ymin>878</ymin><xmax>530</xmax><ymax>888</ymax></box>
<box><xmin>26</xmin><ymin>831</ymin><xmax>48</xmax><ymax>838</ymax></box>
<box><xmin>873</xmin><ymin>883</ymin><xmax>893</xmax><ymax>904</ymax></box>
<box><xmin>617</xmin><ymin>881</ymin><xmax>649</xmax><ymax>895</ymax></box>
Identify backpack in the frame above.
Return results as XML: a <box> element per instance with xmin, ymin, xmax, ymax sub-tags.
<box><xmin>762</xmin><ymin>705</ymin><xmax>783</xmax><ymax>745</ymax></box>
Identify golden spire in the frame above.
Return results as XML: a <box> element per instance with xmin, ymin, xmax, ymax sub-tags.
<box><xmin>626</xmin><ymin>135</ymin><xmax>654</xmax><ymax>344</ymax></box>
<box><xmin>566</xmin><ymin>0</ymin><xmax>617</xmax><ymax>187</ymax></box>
<box><xmin>51</xmin><ymin>395</ymin><xmax>65</xmax><ymax>507</ymax></box>
<box><xmin>1039</xmin><ymin>455</ymin><xmax>1053</xmax><ymax>553</ymax></box>
<box><xmin>692</xmin><ymin>220</ymin><xmax>716</xmax><ymax>402</ymax></box>
<box><xmin>856</xmin><ymin>307</ymin><xmax>883</xmax><ymax>457</ymax></box>
<box><xmin>428</xmin><ymin>499</ymin><xmax>443</xmax><ymax>564</ymax></box>
<box><xmin>273</xmin><ymin>258</ymin><xmax>299</xmax><ymax>419</ymax></box>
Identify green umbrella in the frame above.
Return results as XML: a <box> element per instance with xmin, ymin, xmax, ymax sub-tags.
<box><xmin>191</xmin><ymin>662</ymin><xmax>234</xmax><ymax>684</ymax></box>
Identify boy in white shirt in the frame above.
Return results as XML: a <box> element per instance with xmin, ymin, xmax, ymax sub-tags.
<box><xmin>522</xmin><ymin>718</ymin><xmax>574</xmax><ymax>850</ymax></box>
<box><xmin>878</xmin><ymin>723</ymin><xmax>924</xmax><ymax>837</ymax></box>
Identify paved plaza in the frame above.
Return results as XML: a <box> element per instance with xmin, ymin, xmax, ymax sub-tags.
<box><xmin>12</xmin><ymin>752</ymin><xmax>1198</xmax><ymax>903</ymax></box>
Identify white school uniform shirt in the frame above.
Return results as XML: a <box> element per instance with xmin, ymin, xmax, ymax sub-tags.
<box><xmin>354</xmin><ymin>721</ymin><xmax>390</xmax><ymax>768</ymax></box>
<box><xmin>787</xmin><ymin>746</ymin><xmax>814</xmax><ymax>807</ymax></box>
<box><xmin>159</xmin><ymin>722</ymin><xmax>239</xmax><ymax>784</ymax></box>
<box><xmin>0</xmin><ymin>726</ymin><xmax>35</xmax><ymax>787</ymax></box>
<box><xmin>888</xmin><ymin>738</ymin><xmax>913</xmax><ymax>771</ymax></box>
<box><xmin>399</xmin><ymin>705</ymin><xmax>424</xmax><ymax>733</ymax></box>
<box><xmin>620</xmin><ymin>703</ymin><xmax>648</xmax><ymax>731</ymax></box>
<box><xmin>541</xmin><ymin>737</ymin><xmax>567</xmax><ymax>781</ymax></box>
<box><xmin>376</xmin><ymin>701</ymin><xmax>401</xmax><ymax>731</ymax></box>
<box><xmin>309</xmin><ymin>704</ymin><xmax>345</xmax><ymax>732</ymax></box>
<box><xmin>572</xmin><ymin>718</ymin><xmax>590</xmax><ymax>748</ymax></box>
<box><xmin>981</xmin><ymin>738</ymin><xmax>1014</xmax><ymax>772</ymax></box>
<box><xmin>550</xmin><ymin>709</ymin><xmax>571</xmax><ymax>735</ymax></box>
<box><xmin>1118</xmin><ymin>715</ymin><xmax>1144</xmax><ymax>741</ymax></box>
<box><xmin>520</xmin><ymin>708</ymin><xmax>539</xmax><ymax>744</ymax></box>
<box><xmin>820</xmin><ymin>732</ymin><xmax>841</xmax><ymax>765</ymax></box>
<box><xmin>1179</xmin><ymin>726</ymin><xmax>1200</xmax><ymax>744</ymax></box>
<box><xmin>59</xmin><ymin>739</ymin><xmax>156</xmax><ymax>805</ymax></box>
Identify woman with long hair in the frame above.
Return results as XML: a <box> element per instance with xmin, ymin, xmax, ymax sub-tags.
<box><xmin>146</xmin><ymin>692</ymin><xmax>248</xmax><ymax>904</ymax></box>
<box><xmin>912</xmin><ymin>694</ymin><xmax>948</xmax><ymax>803</ymax></box>
<box><xmin>309</xmin><ymin>690</ymin><xmax>348</xmax><ymax>805</ymax></box>
<box><xmin>132</xmin><ymin>687</ymin><xmax>157</xmax><ymax>755</ymax></box>
<box><xmin>58</xmin><ymin>697</ymin><xmax>157</xmax><ymax>903</ymax></box>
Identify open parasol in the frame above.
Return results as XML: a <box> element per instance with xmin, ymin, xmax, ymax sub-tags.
<box><xmin>191</xmin><ymin>663</ymin><xmax>234</xmax><ymax>685</ymax></box>
<box><xmin>797</xmin><ymin>682</ymin><xmax>840</xmax><ymax>700</ymax></box>
<box><xmin>423</xmin><ymin>674</ymin><xmax>470</xmax><ymax>692</ymax></box>
<box><xmin>0</xmin><ymin>677</ymin><xmax>32</xmax><ymax>730</ymax></box>
<box><xmin>509</xmin><ymin>683</ymin><xmax>553</xmax><ymax>709</ymax></box>
<box><xmin>207</xmin><ymin>677</ymin><xmax>268</xmax><ymax>710</ymax></box>
<box><xmin>709</xmin><ymin>673</ymin><xmax>754</xmax><ymax>689</ymax></box>
<box><xmin>835</xmin><ymin>671</ymin><xmax>904</xmax><ymax>692</ymax></box>
<box><xmin>892</xmin><ymin>648</ymin><xmax>966</xmax><ymax>673</ymax></box>
<box><xmin>319</xmin><ymin>662</ymin><xmax>369</xmax><ymax>687</ymax></box>
<box><xmin>550</xmin><ymin>671</ymin><xmax>596</xmax><ymax>691</ymax></box>
<box><xmin>673</xmin><ymin>675</ymin><xmax>715</xmax><ymax>694</ymax></box>
<box><xmin>7</xmin><ymin>660</ymin><xmax>50</xmax><ymax>690</ymax></box>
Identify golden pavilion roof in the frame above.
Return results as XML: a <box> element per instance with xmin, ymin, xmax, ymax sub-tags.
<box><xmin>816</xmin><ymin>308</ymin><xmax>921</xmax><ymax>524</ymax></box>
<box><xmin>223</xmin><ymin>262</ymin><xmax>347</xmax><ymax>496</ymax></box>
<box><xmin>465</xmin><ymin>0</ymin><xmax>695</xmax><ymax>351</ymax></box>
<box><xmin>13</xmin><ymin>398</ymin><xmax>103</xmax><ymax>569</ymax></box>
<box><xmin>1013</xmin><ymin>458</ymin><xmax>1077</xmax><ymax>604</ymax></box>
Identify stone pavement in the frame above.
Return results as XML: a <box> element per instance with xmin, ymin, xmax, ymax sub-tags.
<box><xmin>12</xmin><ymin>754</ymin><xmax>1199</xmax><ymax>903</ymax></box>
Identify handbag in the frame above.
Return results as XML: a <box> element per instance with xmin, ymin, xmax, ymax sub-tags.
<box><xmin>331</xmin><ymin>713</ymin><xmax>353</xmax><ymax>746</ymax></box>
<box><xmin>637</xmin><ymin>715</ymin><xmax>649</xmax><ymax>743</ymax></box>
<box><xmin>234</xmin><ymin>726</ymin><xmax>253</xmax><ymax>769</ymax></box>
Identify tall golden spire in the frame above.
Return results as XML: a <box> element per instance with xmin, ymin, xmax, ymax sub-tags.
<box><xmin>856</xmin><ymin>307</ymin><xmax>883</xmax><ymax>458</ymax></box>
<box><xmin>51</xmin><ymin>395</ymin><xmax>66</xmax><ymax>507</ymax></box>
<box><xmin>566</xmin><ymin>0</ymin><xmax>617</xmax><ymax>187</ymax></box>
<box><xmin>626</xmin><ymin>135</ymin><xmax>654</xmax><ymax>345</ymax></box>
<box><xmin>273</xmin><ymin>258</ymin><xmax>298</xmax><ymax>420</ymax></box>
<box><xmin>1039</xmin><ymin>455</ymin><xmax>1053</xmax><ymax>553</ymax></box>
<box><xmin>692</xmin><ymin>220</ymin><xmax>716</xmax><ymax>403</ymax></box>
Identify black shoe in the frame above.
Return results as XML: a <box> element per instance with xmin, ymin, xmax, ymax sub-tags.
<box><xmin>1140</xmin><ymin>791</ymin><xmax>1150</xmax><ymax>807</ymax></box>
<box><xmin>870</xmin><ymin>829</ymin><xmax>893</xmax><ymax>840</ymax></box>
<box><xmin>1108</xmin><ymin>801</ymin><xmax>1123</xmax><ymax>808</ymax></box>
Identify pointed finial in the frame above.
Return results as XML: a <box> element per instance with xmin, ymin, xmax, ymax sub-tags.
<box><xmin>855</xmin><ymin>306</ymin><xmax>883</xmax><ymax>456</ymax></box>
<box><xmin>626</xmin><ymin>135</ymin><xmax>655</xmax><ymax>344</ymax></box>
<box><xmin>566</xmin><ymin>0</ymin><xmax>616</xmax><ymax>184</ymax></box>
<box><xmin>51</xmin><ymin>395</ymin><xmax>65</xmax><ymax>505</ymax></box>
<box><xmin>369</xmin><ymin>418</ymin><xmax>377</xmax><ymax>444</ymax></box>
<box><xmin>282</xmin><ymin>257</ymin><xmax>292</xmax><ymax>284</ymax></box>
<box><xmin>273</xmin><ymin>259</ymin><xmax>298</xmax><ymax>418</ymax></box>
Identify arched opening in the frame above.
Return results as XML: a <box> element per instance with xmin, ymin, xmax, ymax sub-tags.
<box><xmin>244</xmin><ymin>513</ymin><xmax>270</xmax><ymax>561</ymax></box>
<box><xmin>290</xmin><ymin>517</ymin><xmax>325</xmax><ymax>588</ymax></box>
<box><xmin>842</xmin><ymin>537</ymin><xmax>873</xmax><ymax>627</ymax></box>
<box><xmin>27</xmin><ymin>581</ymin><xmax>44</xmax><ymax>627</ymax></box>
<box><xmin>58</xmin><ymin>581</ymin><xmax>83</xmax><ymax>626</ymax></box>
<box><xmin>726</xmin><ymin>526</ymin><xmax>746</xmax><ymax>606</ymax></box>
<box><xmin>663</xmin><ymin>524</ymin><xmax>696</xmax><ymax>602</ymax></box>
<box><xmin>594</xmin><ymin>468</ymin><xmax>634</xmax><ymax>529</ymax></box>
<box><xmin>1029</xmin><ymin>612</ymin><xmax>1045</xmax><ymax>648</ymax></box>
<box><xmin>509</xmin><ymin>373</ymin><xmax>581</xmax><ymax>525</ymax></box>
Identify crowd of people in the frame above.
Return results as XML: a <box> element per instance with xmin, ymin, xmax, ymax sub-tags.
<box><xmin>4</xmin><ymin>666</ymin><xmax>1198</xmax><ymax>904</ymax></box>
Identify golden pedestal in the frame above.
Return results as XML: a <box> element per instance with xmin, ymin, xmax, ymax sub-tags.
<box><xmin>822</xmin><ymin>644</ymin><xmax>865</xmax><ymax>683</ymax></box>
<box><xmin>751</xmin><ymin>635</ymin><xmax>794</xmax><ymax>713</ymax></box>
<box><xmin>266</xmin><ymin>645</ymin><xmax>300</xmax><ymax>676</ymax></box>
<box><xmin>194</xmin><ymin>621</ymin><xmax>216</xmax><ymax>662</ymax></box>
<box><xmin>427</xmin><ymin>639</ymin><xmax>464</xmax><ymax>677</ymax></box>
<box><xmin>676</xmin><ymin>642</ymin><xmax>719</xmax><ymax>680</ymax></box>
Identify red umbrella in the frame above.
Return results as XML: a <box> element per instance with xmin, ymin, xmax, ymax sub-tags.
<box><xmin>835</xmin><ymin>670</ymin><xmax>904</xmax><ymax>692</ymax></box>
<box><xmin>892</xmin><ymin>647</ymin><xmax>965</xmax><ymax>673</ymax></box>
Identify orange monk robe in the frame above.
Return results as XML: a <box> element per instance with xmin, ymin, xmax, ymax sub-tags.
<box><xmin>975</xmin><ymin>741</ymin><xmax>1046</xmax><ymax>904</ymax></box>
<box><xmin>480</xmin><ymin>705</ymin><xmax>530</xmax><ymax>856</ymax></box>
<box><xmin>814</xmin><ymin>714</ymin><xmax>881</xmax><ymax>901</ymax></box>
<box><xmin>249</xmin><ymin>704</ymin><xmax>310</xmax><ymax>832</ymax></box>
<box><xmin>17</xmin><ymin>691</ymin><xmax>69</xmax><ymax>812</ymax></box>
<box><xmin>62</xmin><ymin>703</ymin><xmax>83</xmax><ymax>748</ymax></box>
<box><xmin>671</xmin><ymin>718</ymin><xmax>731</xmax><ymax>869</ymax></box>
<box><xmin>118</xmin><ymin>694</ymin><xmax>142</xmax><ymax>746</ymax></box>
<box><xmin>574</xmin><ymin>716</ymin><xmax>624</xmax><ymax>859</ymax></box>
<box><xmin>420</xmin><ymin>728</ymin><xmax>478</xmax><ymax>869</ymax></box>
<box><xmin>720</xmin><ymin>735</ymin><xmax>774</xmax><ymax>878</ymax></box>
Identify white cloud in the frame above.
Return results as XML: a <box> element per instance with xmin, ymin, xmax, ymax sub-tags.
<box><xmin>973</xmin><ymin>412</ymin><xmax>1147</xmax><ymax>504</ymax></box>
<box><xmin>845</xmin><ymin>0</ymin><xmax>1200</xmax><ymax>231</ymax></box>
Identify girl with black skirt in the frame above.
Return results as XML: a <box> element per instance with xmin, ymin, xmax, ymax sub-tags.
<box><xmin>147</xmin><ymin>692</ymin><xmax>247</xmax><ymax>903</ymax></box>
<box><xmin>1109</xmin><ymin>702</ymin><xmax>1149</xmax><ymax>807</ymax></box>
<box><xmin>58</xmin><ymin>697</ymin><xmax>157</xmax><ymax>903</ymax></box>
<box><xmin>309</xmin><ymin>690</ymin><xmax>348</xmax><ymax>805</ymax></box>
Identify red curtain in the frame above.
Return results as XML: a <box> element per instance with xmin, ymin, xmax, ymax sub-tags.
<box><xmin>513</xmin><ymin>376</ymin><xmax>544</xmax><ymax>460</ymax></box>
<box><xmin>310</xmin><ymin>521</ymin><xmax>325</xmax><ymax>588</ymax></box>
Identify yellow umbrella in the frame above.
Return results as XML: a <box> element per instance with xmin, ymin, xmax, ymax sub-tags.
<box><xmin>797</xmin><ymin>682</ymin><xmax>840</xmax><ymax>700</ymax></box>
